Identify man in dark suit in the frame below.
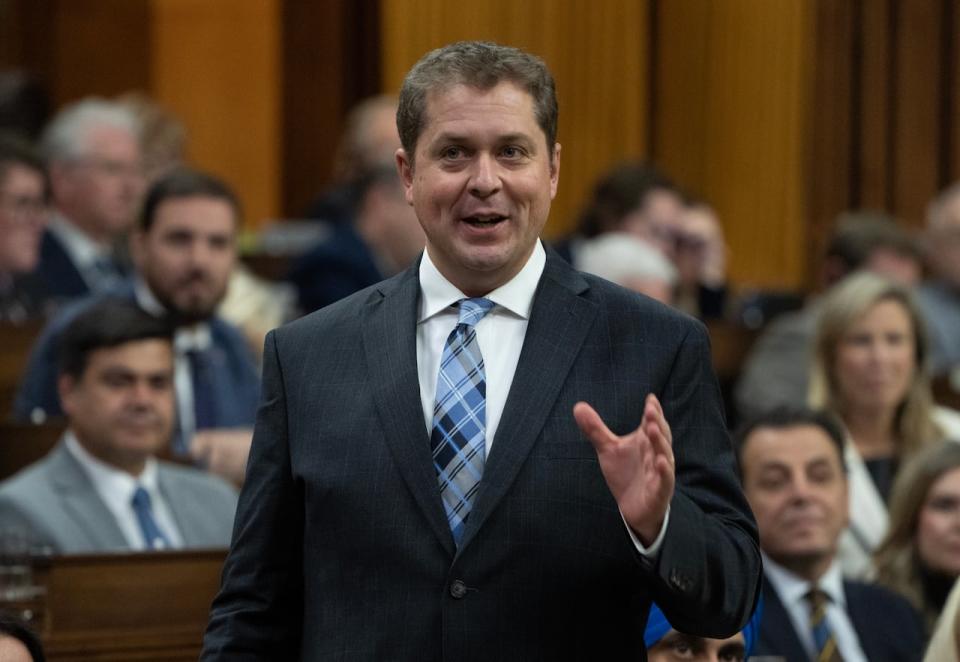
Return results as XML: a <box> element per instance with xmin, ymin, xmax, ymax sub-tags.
<box><xmin>15</xmin><ymin>169</ymin><xmax>260</xmax><ymax>485</ymax></box>
<box><xmin>202</xmin><ymin>41</ymin><xmax>761</xmax><ymax>660</ymax></box>
<box><xmin>736</xmin><ymin>407</ymin><xmax>926</xmax><ymax>661</ymax></box>
<box><xmin>36</xmin><ymin>98</ymin><xmax>145</xmax><ymax>301</ymax></box>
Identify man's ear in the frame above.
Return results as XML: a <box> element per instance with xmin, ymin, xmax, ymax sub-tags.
<box><xmin>57</xmin><ymin>373</ymin><xmax>78</xmax><ymax>417</ymax></box>
<box><xmin>396</xmin><ymin>148</ymin><xmax>415</xmax><ymax>206</ymax></box>
<box><xmin>549</xmin><ymin>143</ymin><xmax>561</xmax><ymax>200</ymax></box>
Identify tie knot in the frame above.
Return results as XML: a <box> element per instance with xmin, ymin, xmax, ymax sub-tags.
<box><xmin>457</xmin><ymin>298</ymin><xmax>495</xmax><ymax>327</ymax></box>
<box><xmin>805</xmin><ymin>586</ymin><xmax>831</xmax><ymax>610</ymax></box>
<box><xmin>131</xmin><ymin>485</ymin><xmax>152</xmax><ymax>509</ymax></box>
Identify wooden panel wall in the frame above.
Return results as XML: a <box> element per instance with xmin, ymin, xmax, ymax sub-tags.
<box><xmin>379</xmin><ymin>0</ymin><xmax>650</xmax><ymax>238</ymax></box>
<box><xmin>653</xmin><ymin>0</ymin><xmax>815</xmax><ymax>290</ymax></box>
<box><xmin>150</xmin><ymin>0</ymin><xmax>281</xmax><ymax>228</ymax></box>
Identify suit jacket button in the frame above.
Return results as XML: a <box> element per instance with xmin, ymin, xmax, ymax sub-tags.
<box><xmin>449</xmin><ymin>580</ymin><xmax>468</xmax><ymax>599</ymax></box>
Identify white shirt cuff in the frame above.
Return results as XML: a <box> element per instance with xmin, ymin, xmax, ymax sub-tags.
<box><xmin>622</xmin><ymin>505</ymin><xmax>670</xmax><ymax>558</ymax></box>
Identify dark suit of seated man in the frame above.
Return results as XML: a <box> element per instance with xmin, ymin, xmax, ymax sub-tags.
<box><xmin>735</xmin><ymin>407</ymin><xmax>926</xmax><ymax>661</ymax></box>
<box><xmin>0</xmin><ymin>301</ymin><xmax>237</xmax><ymax>553</ymax></box>
<box><xmin>202</xmin><ymin>41</ymin><xmax>761</xmax><ymax>661</ymax></box>
<box><xmin>14</xmin><ymin>169</ymin><xmax>260</xmax><ymax>485</ymax></box>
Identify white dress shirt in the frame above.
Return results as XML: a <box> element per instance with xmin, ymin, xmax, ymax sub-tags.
<box><xmin>762</xmin><ymin>553</ymin><xmax>869</xmax><ymax>662</ymax></box>
<box><xmin>416</xmin><ymin>241</ymin><xmax>668</xmax><ymax>555</ymax></box>
<box><xmin>134</xmin><ymin>279</ymin><xmax>213</xmax><ymax>444</ymax></box>
<box><xmin>65</xmin><ymin>431</ymin><xmax>184</xmax><ymax>550</ymax></box>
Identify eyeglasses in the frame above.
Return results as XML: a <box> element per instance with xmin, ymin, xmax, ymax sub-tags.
<box><xmin>0</xmin><ymin>192</ymin><xmax>48</xmax><ymax>220</ymax></box>
<box><xmin>72</xmin><ymin>157</ymin><xmax>145</xmax><ymax>180</ymax></box>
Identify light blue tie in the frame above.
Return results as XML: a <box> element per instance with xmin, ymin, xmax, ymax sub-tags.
<box><xmin>131</xmin><ymin>486</ymin><xmax>172</xmax><ymax>550</ymax></box>
<box><xmin>431</xmin><ymin>298</ymin><xmax>495</xmax><ymax>545</ymax></box>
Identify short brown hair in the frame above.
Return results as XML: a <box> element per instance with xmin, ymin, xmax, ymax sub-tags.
<box><xmin>397</xmin><ymin>41</ymin><xmax>558</xmax><ymax>165</ymax></box>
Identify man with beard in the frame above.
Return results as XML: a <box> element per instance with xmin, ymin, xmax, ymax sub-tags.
<box><xmin>14</xmin><ymin>169</ymin><xmax>260</xmax><ymax>485</ymax></box>
<box><xmin>0</xmin><ymin>300</ymin><xmax>237</xmax><ymax>553</ymax></box>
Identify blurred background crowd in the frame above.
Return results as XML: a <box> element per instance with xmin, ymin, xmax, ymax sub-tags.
<box><xmin>2</xmin><ymin>1</ymin><xmax>960</xmax><ymax>660</ymax></box>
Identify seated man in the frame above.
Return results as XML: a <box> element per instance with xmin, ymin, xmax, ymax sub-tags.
<box><xmin>0</xmin><ymin>301</ymin><xmax>237</xmax><ymax>553</ymax></box>
<box><xmin>37</xmin><ymin>98</ymin><xmax>145</xmax><ymax>300</ymax></box>
<box><xmin>736</xmin><ymin>407</ymin><xmax>925</xmax><ymax>661</ymax></box>
<box><xmin>644</xmin><ymin>601</ymin><xmax>760</xmax><ymax>662</ymax></box>
<box><xmin>14</xmin><ymin>168</ymin><xmax>260</xmax><ymax>484</ymax></box>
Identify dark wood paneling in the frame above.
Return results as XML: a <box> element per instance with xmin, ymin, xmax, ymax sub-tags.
<box><xmin>280</xmin><ymin>0</ymin><xmax>381</xmax><ymax>219</ymax></box>
<box><xmin>892</xmin><ymin>0</ymin><xmax>942</xmax><ymax>226</ymax></box>
<box><xmin>857</xmin><ymin>0</ymin><xmax>893</xmax><ymax>210</ymax></box>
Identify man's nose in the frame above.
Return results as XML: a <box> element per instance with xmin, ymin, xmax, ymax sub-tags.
<box><xmin>469</xmin><ymin>153</ymin><xmax>501</xmax><ymax>197</ymax></box>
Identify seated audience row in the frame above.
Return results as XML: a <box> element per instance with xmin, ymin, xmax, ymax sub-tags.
<box><xmin>808</xmin><ymin>271</ymin><xmax>960</xmax><ymax>578</ymax></box>
<box><xmin>13</xmin><ymin>168</ymin><xmax>260</xmax><ymax>485</ymax></box>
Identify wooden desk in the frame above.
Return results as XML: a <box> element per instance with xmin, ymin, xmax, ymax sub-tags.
<box><xmin>6</xmin><ymin>550</ymin><xmax>226</xmax><ymax>661</ymax></box>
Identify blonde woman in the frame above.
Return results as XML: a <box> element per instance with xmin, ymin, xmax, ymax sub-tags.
<box><xmin>809</xmin><ymin>271</ymin><xmax>960</xmax><ymax>578</ymax></box>
<box><xmin>875</xmin><ymin>442</ymin><xmax>960</xmax><ymax>636</ymax></box>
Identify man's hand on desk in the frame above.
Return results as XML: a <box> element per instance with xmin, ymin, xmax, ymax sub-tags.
<box><xmin>189</xmin><ymin>428</ymin><xmax>254</xmax><ymax>486</ymax></box>
<box><xmin>573</xmin><ymin>394</ymin><xmax>675</xmax><ymax>546</ymax></box>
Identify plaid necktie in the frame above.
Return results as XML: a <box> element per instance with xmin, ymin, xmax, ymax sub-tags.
<box><xmin>806</xmin><ymin>587</ymin><xmax>844</xmax><ymax>662</ymax></box>
<box><xmin>431</xmin><ymin>297</ymin><xmax>495</xmax><ymax>545</ymax></box>
<box><xmin>131</xmin><ymin>486</ymin><xmax>172</xmax><ymax>550</ymax></box>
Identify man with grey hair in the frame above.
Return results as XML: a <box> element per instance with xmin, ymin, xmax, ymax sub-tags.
<box><xmin>203</xmin><ymin>41</ymin><xmax>760</xmax><ymax>660</ymax></box>
<box><xmin>917</xmin><ymin>182</ymin><xmax>960</xmax><ymax>375</ymax></box>
<box><xmin>37</xmin><ymin>97</ymin><xmax>145</xmax><ymax>301</ymax></box>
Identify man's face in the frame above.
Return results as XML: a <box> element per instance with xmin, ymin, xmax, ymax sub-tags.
<box><xmin>397</xmin><ymin>82</ymin><xmax>560</xmax><ymax>296</ymax></box>
<box><xmin>0</xmin><ymin>164</ymin><xmax>47</xmax><ymax>274</ymax></box>
<box><xmin>621</xmin><ymin>189</ymin><xmax>686</xmax><ymax>260</ymax></box>
<box><xmin>52</xmin><ymin>125</ymin><xmax>145</xmax><ymax>240</ymax></box>
<box><xmin>134</xmin><ymin>195</ymin><xmax>237</xmax><ymax>323</ymax></box>
<box><xmin>741</xmin><ymin>424</ymin><xmax>849</xmax><ymax>569</ymax></box>
<box><xmin>648</xmin><ymin>630</ymin><xmax>745</xmax><ymax>662</ymax></box>
<box><xmin>59</xmin><ymin>338</ymin><xmax>174</xmax><ymax>474</ymax></box>
<box><xmin>928</xmin><ymin>195</ymin><xmax>960</xmax><ymax>288</ymax></box>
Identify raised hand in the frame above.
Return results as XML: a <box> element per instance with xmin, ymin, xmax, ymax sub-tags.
<box><xmin>572</xmin><ymin>394</ymin><xmax>675</xmax><ymax>545</ymax></box>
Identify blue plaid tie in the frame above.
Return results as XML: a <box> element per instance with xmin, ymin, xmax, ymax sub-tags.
<box><xmin>431</xmin><ymin>297</ymin><xmax>495</xmax><ymax>545</ymax></box>
<box><xmin>131</xmin><ymin>486</ymin><xmax>172</xmax><ymax>550</ymax></box>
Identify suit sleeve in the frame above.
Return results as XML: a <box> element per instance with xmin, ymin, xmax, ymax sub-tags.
<box><xmin>201</xmin><ymin>330</ymin><xmax>304</xmax><ymax>660</ymax></box>
<box><xmin>649</xmin><ymin>320</ymin><xmax>762</xmax><ymax>638</ymax></box>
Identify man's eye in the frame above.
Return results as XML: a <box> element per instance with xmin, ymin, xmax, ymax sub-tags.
<box><xmin>441</xmin><ymin>146</ymin><xmax>464</xmax><ymax>159</ymax></box>
<box><xmin>501</xmin><ymin>146</ymin><xmax>524</xmax><ymax>159</ymax></box>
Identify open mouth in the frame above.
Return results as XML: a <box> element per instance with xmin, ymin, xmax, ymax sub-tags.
<box><xmin>463</xmin><ymin>215</ymin><xmax>507</xmax><ymax>227</ymax></box>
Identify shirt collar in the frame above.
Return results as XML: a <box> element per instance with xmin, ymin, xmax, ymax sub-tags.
<box><xmin>64</xmin><ymin>429</ymin><xmax>160</xmax><ymax>498</ymax></box>
<box><xmin>48</xmin><ymin>213</ymin><xmax>111</xmax><ymax>267</ymax></box>
<box><xmin>762</xmin><ymin>552</ymin><xmax>848</xmax><ymax>609</ymax></box>
<box><xmin>133</xmin><ymin>278</ymin><xmax>212</xmax><ymax>351</ymax></box>
<box><xmin>417</xmin><ymin>240</ymin><xmax>546</xmax><ymax>323</ymax></box>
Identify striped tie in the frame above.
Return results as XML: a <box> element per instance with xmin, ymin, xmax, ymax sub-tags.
<box><xmin>430</xmin><ymin>297</ymin><xmax>495</xmax><ymax>545</ymax></box>
<box><xmin>806</xmin><ymin>587</ymin><xmax>844</xmax><ymax>662</ymax></box>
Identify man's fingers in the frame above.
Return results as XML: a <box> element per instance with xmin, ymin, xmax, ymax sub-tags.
<box><xmin>573</xmin><ymin>401</ymin><xmax>619</xmax><ymax>451</ymax></box>
<box><xmin>644</xmin><ymin>394</ymin><xmax>672</xmax><ymax>446</ymax></box>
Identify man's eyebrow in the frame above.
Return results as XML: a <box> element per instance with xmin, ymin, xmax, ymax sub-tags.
<box><xmin>719</xmin><ymin>642</ymin><xmax>746</xmax><ymax>655</ymax></box>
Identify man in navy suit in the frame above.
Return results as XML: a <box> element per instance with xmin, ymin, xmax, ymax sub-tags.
<box><xmin>202</xmin><ymin>41</ymin><xmax>761</xmax><ymax>660</ymax></box>
<box><xmin>37</xmin><ymin>98</ymin><xmax>145</xmax><ymax>301</ymax></box>
<box><xmin>15</xmin><ymin>169</ymin><xmax>260</xmax><ymax>485</ymax></box>
<box><xmin>736</xmin><ymin>407</ymin><xmax>925</xmax><ymax>661</ymax></box>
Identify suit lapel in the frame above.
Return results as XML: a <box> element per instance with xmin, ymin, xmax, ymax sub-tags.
<box><xmin>362</xmin><ymin>267</ymin><xmax>456</xmax><ymax>555</ymax></box>
<box><xmin>845</xmin><ymin>582</ymin><xmax>882</xmax><ymax>660</ymax></box>
<box><xmin>49</xmin><ymin>442</ymin><xmax>129</xmax><ymax>550</ymax></box>
<box><xmin>459</xmin><ymin>256</ymin><xmax>596</xmax><ymax>550</ymax></box>
<box><xmin>757</xmin><ymin>578</ymin><xmax>809</xmax><ymax>662</ymax></box>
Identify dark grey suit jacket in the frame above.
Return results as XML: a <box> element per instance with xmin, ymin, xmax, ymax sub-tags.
<box><xmin>202</xmin><ymin>252</ymin><xmax>761</xmax><ymax>661</ymax></box>
<box><xmin>0</xmin><ymin>440</ymin><xmax>238</xmax><ymax>553</ymax></box>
